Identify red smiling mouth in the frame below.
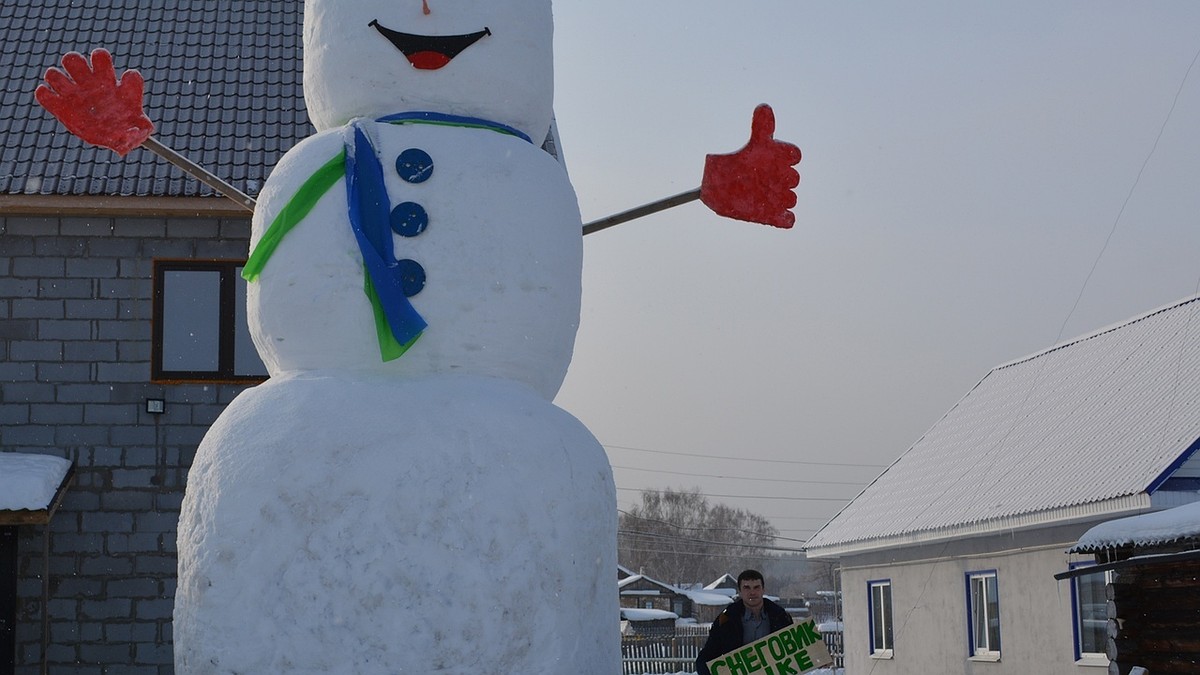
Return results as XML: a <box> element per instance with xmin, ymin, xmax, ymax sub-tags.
<box><xmin>368</xmin><ymin>20</ymin><xmax>491</xmax><ymax>70</ymax></box>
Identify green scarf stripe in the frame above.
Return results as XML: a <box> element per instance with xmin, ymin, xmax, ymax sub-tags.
<box><xmin>364</xmin><ymin>268</ymin><xmax>421</xmax><ymax>361</ymax></box>
<box><xmin>242</xmin><ymin>151</ymin><xmax>347</xmax><ymax>282</ymax></box>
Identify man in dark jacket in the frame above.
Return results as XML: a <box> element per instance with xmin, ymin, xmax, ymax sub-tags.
<box><xmin>695</xmin><ymin>569</ymin><xmax>793</xmax><ymax>675</ymax></box>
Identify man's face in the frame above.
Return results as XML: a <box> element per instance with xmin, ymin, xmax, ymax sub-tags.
<box><xmin>738</xmin><ymin>578</ymin><xmax>765</xmax><ymax>612</ymax></box>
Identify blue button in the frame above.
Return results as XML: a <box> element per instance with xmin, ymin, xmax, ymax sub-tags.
<box><xmin>396</xmin><ymin>148</ymin><xmax>434</xmax><ymax>183</ymax></box>
<box><xmin>390</xmin><ymin>201</ymin><xmax>429</xmax><ymax>237</ymax></box>
<box><xmin>395</xmin><ymin>259</ymin><xmax>426</xmax><ymax>297</ymax></box>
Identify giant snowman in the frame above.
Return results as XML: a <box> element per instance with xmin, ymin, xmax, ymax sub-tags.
<box><xmin>173</xmin><ymin>0</ymin><xmax>617</xmax><ymax>672</ymax></box>
<box><xmin>35</xmin><ymin>0</ymin><xmax>799</xmax><ymax>670</ymax></box>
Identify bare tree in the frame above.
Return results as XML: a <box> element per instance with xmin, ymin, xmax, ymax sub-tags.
<box><xmin>618</xmin><ymin>487</ymin><xmax>779</xmax><ymax>585</ymax></box>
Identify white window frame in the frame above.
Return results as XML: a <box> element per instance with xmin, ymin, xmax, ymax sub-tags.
<box><xmin>1070</xmin><ymin>563</ymin><xmax>1111</xmax><ymax>665</ymax></box>
<box><xmin>966</xmin><ymin>570</ymin><xmax>1001</xmax><ymax>660</ymax></box>
<box><xmin>868</xmin><ymin>578</ymin><xmax>894</xmax><ymax>658</ymax></box>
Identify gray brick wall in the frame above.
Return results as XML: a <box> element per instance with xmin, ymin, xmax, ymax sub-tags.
<box><xmin>1</xmin><ymin>213</ymin><xmax>257</xmax><ymax>674</ymax></box>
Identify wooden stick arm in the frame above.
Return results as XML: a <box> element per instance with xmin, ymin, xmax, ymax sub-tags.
<box><xmin>581</xmin><ymin>188</ymin><xmax>700</xmax><ymax>236</ymax></box>
<box><xmin>141</xmin><ymin>137</ymin><xmax>257</xmax><ymax>213</ymax></box>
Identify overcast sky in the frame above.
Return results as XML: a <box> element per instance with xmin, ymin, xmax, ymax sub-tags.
<box><xmin>547</xmin><ymin>1</ymin><xmax>1200</xmax><ymax>545</ymax></box>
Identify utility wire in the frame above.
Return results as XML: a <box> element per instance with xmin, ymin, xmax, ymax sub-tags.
<box><xmin>611</xmin><ymin>464</ymin><xmax>869</xmax><ymax>487</ymax></box>
<box><xmin>619</xmin><ymin>529</ymin><xmax>805</xmax><ymax>554</ymax></box>
<box><xmin>616</xmin><ymin>486</ymin><xmax>853</xmax><ymax>502</ymax></box>
<box><xmin>603</xmin><ymin>443</ymin><xmax>886</xmax><ymax>469</ymax></box>
<box><xmin>1052</xmin><ymin>40</ymin><xmax>1200</xmax><ymax>347</ymax></box>
<box><xmin>620</xmin><ymin>546</ymin><xmax>795</xmax><ymax>562</ymax></box>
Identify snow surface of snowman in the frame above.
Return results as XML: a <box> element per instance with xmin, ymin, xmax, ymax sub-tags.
<box><xmin>173</xmin><ymin>0</ymin><xmax>618</xmax><ymax>672</ymax></box>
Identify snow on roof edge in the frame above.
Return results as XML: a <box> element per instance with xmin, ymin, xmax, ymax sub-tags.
<box><xmin>0</xmin><ymin>453</ymin><xmax>73</xmax><ymax>511</ymax></box>
<box><xmin>1072</xmin><ymin>499</ymin><xmax>1200</xmax><ymax>552</ymax></box>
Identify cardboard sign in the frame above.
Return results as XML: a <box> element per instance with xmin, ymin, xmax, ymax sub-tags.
<box><xmin>706</xmin><ymin>620</ymin><xmax>833</xmax><ymax>675</ymax></box>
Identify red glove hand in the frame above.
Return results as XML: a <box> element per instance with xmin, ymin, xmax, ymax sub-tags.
<box><xmin>700</xmin><ymin>104</ymin><xmax>802</xmax><ymax>229</ymax></box>
<box><xmin>35</xmin><ymin>49</ymin><xmax>154</xmax><ymax>157</ymax></box>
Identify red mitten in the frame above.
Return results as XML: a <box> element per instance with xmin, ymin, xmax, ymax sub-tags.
<box><xmin>35</xmin><ymin>49</ymin><xmax>154</xmax><ymax>156</ymax></box>
<box><xmin>700</xmin><ymin>104</ymin><xmax>802</xmax><ymax>229</ymax></box>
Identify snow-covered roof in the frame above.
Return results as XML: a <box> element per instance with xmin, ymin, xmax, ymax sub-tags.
<box><xmin>620</xmin><ymin>608</ymin><xmax>679</xmax><ymax>622</ymax></box>
<box><xmin>618</xmin><ymin>572</ymin><xmax>733</xmax><ymax>607</ymax></box>
<box><xmin>0</xmin><ymin>453</ymin><xmax>73</xmax><ymax>511</ymax></box>
<box><xmin>808</xmin><ymin>295</ymin><xmax>1200</xmax><ymax>557</ymax></box>
<box><xmin>689</xmin><ymin>590</ymin><xmax>736</xmax><ymax>607</ymax></box>
<box><xmin>1072</xmin><ymin>500</ymin><xmax>1200</xmax><ymax>552</ymax></box>
<box><xmin>0</xmin><ymin>0</ymin><xmax>308</xmax><ymax>200</ymax></box>
<box><xmin>703</xmin><ymin>573</ymin><xmax>737</xmax><ymax>590</ymax></box>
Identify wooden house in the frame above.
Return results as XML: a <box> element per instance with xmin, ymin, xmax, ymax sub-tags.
<box><xmin>1064</xmin><ymin>500</ymin><xmax>1200</xmax><ymax>674</ymax></box>
<box><xmin>807</xmin><ymin>295</ymin><xmax>1200</xmax><ymax>675</ymax></box>
<box><xmin>619</xmin><ymin>573</ymin><xmax>696</xmax><ymax>618</ymax></box>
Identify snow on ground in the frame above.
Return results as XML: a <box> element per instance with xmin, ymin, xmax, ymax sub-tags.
<box><xmin>0</xmin><ymin>452</ymin><xmax>71</xmax><ymax>510</ymax></box>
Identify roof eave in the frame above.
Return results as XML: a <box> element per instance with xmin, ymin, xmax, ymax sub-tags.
<box><xmin>0</xmin><ymin>193</ymin><xmax>252</xmax><ymax>218</ymax></box>
<box><xmin>805</xmin><ymin>493</ymin><xmax>1152</xmax><ymax>560</ymax></box>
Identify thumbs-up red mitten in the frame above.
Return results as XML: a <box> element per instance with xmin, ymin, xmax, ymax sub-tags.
<box><xmin>700</xmin><ymin>104</ymin><xmax>802</xmax><ymax>228</ymax></box>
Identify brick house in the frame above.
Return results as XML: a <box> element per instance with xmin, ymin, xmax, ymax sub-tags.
<box><xmin>0</xmin><ymin>1</ymin><xmax>308</xmax><ymax>672</ymax></box>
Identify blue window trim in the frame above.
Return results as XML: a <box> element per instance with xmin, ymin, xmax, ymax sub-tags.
<box><xmin>867</xmin><ymin>578</ymin><xmax>892</xmax><ymax>654</ymax></box>
<box><xmin>965</xmin><ymin>569</ymin><xmax>1000</xmax><ymax>657</ymax></box>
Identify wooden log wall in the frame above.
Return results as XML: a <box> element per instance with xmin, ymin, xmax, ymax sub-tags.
<box><xmin>1107</xmin><ymin>561</ymin><xmax>1200</xmax><ymax>675</ymax></box>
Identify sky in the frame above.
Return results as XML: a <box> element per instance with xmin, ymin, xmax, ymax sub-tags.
<box><xmin>547</xmin><ymin>1</ymin><xmax>1200</xmax><ymax>546</ymax></box>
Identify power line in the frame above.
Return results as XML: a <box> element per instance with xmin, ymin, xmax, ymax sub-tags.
<box><xmin>611</xmin><ymin>464</ymin><xmax>869</xmax><ymax>487</ymax></box>
<box><xmin>616</xmin><ymin>486</ymin><xmax>854</xmax><ymax>502</ymax></box>
<box><xmin>620</xmin><ymin>546</ymin><xmax>793</xmax><ymax>562</ymax></box>
<box><xmin>759</xmin><ymin>515</ymin><xmax>835</xmax><ymax>522</ymax></box>
<box><xmin>619</xmin><ymin>529</ymin><xmax>805</xmax><ymax>554</ymax></box>
<box><xmin>604</xmin><ymin>443</ymin><xmax>887</xmax><ymax>469</ymax></box>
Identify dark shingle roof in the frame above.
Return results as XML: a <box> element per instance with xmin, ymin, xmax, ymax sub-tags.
<box><xmin>0</xmin><ymin>0</ymin><xmax>310</xmax><ymax>199</ymax></box>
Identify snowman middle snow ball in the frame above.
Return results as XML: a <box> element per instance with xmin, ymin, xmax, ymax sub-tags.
<box><xmin>247</xmin><ymin>0</ymin><xmax>580</xmax><ymax>393</ymax></box>
<box><xmin>173</xmin><ymin>0</ymin><xmax>618</xmax><ymax>672</ymax></box>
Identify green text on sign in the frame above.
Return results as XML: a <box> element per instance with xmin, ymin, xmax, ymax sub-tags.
<box><xmin>707</xmin><ymin>620</ymin><xmax>832</xmax><ymax>675</ymax></box>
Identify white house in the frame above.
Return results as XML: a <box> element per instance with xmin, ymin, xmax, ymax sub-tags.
<box><xmin>806</xmin><ymin>294</ymin><xmax>1200</xmax><ymax>675</ymax></box>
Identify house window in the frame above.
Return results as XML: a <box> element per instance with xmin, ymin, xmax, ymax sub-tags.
<box><xmin>1071</xmin><ymin>564</ymin><xmax>1111</xmax><ymax>661</ymax></box>
<box><xmin>966</xmin><ymin>570</ymin><xmax>1001</xmax><ymax>658</ymax></box>
<box><xmin>152</xmin><ymin>260</ymin><xmax>268</xmax><ymax>383</ymax></box>
<box><xmin>868</xmin><ymin>579</ymin><xmax>893</xmax><ymax>657</ymax></box>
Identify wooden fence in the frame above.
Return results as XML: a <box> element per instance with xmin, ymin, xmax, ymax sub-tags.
<box><xmin>620</xmin><ymin>624</ymin><xmax>844</xmax><ymax>674</ymax></box>
<box><xmin>823</xmin><ymin>628</ymin><xmax>844</xmax><ymax>669</ymax></box>
<box><xmin>620</xmin><ymin>625</ymin><xmax>707</xmax><ymax>675</ymax></box>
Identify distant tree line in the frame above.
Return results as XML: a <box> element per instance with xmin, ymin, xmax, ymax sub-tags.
<box><xmin>618</xmin><ymin>487</ymin><xmax>781</xmax><ymax>585</ymax></box>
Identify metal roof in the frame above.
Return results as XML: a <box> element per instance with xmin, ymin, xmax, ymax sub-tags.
<box><xmin>0</xmin><ymin>0</ymin><xmax>309</xmax><ymax>200</ymax></box>
<box><xmin>807</xmin><ymin>295</ymin><xmax>1200</xmax><ymax>557</ymax></box>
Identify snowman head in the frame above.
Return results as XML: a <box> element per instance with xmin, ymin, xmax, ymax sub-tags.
<box><xmin>303</xmin><ymin>0</ymin><xmax>554</xmax><ymax>143</ymax></box>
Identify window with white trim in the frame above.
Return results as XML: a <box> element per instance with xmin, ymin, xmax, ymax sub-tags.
<box><xmin>152</xmin><ymin>260</ymin><xmax>268</xmax><ymax>383</ymax></box>
<box><xmin>1071</xmin><ymin>564</ymin><xmax>1111</xmax><ymax>661</ymax></box>
<box><xmin>868</xmin><ymin>579</ymin><xmax>894</xmax><ymax>656</ymax></box>
<box><xmin>966</xmin><ymin>570</ymin><xmax>1001</xmax><ymax>658</ymax></box>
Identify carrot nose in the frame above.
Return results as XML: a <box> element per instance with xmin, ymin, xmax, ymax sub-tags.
<box><xmin>422</xmin><ymin>0</ymin><xmax>431</xmax><ymax>15</ymax></box>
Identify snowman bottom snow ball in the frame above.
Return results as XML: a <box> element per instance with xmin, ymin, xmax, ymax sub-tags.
<box><xmin>175</xmin><ymin>374</ymin><xmax>616</xmax><ymax>673</ymax></box>
<box><xmin>174</xmin><ymin>0</ymin><xmax>619</xmax><ymax>672</ymax></box>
